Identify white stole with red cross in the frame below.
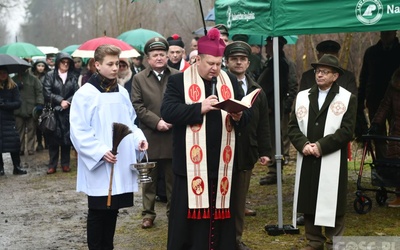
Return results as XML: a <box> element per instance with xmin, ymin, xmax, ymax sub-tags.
<box><xmin>183</xmin><ymin>65</ymin><xmax>235</xmax><ymax>220</ymax></box>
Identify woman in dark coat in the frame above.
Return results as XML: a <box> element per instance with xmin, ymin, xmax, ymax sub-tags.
<box><xmin>371</xmin><ymin>67</ymin><xmax>400</xmax><ymax>207</ymax></box>
<box><xmin>0</xmin><ymin>67</ymin><xmax>27</xmax><ymax>175</ymax></box>
<box><xmin>31</xmin><ymin>60</ymin><xmax>50</xmax><ymax>151</ymax></box>
<box><xmin>42</xmin><ymin>52</ymin><xmax>79</xmax><ymax>174</ymax></box>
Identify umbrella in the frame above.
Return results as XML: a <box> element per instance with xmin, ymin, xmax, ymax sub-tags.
<box><xmin>0</xmin><ymin>42</ymin><xmax>45</xmax><ymax>58</ymax></box>
<box><xmin>72</xmin><ymin>36</ymin><xmax>140</xmax><ymax>58</ymax></box>
<box><xmin>61</xmin><ymin>44</ymin><xmax>80</xmax><ymax>56</ymax></box>
<box><xmin>117</xmin><ymin>28</ymin><xmax>164</xmax><ymax>52</ymax></box>
<box><xmin>37</xmin><ymin>46</ymin><xmax>59</xmax><ymax>55</ymax></box>
<box><xmin>204</xmin><ymin>7</ymin><xmax>215</xmax><ymax>21</ymax></box>
<box><xmin>0</xmin><ymin>54</ymin><xmax>32</xmax><ymax>74</ymax></box>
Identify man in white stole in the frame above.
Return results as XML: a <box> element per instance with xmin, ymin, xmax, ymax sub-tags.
<box><xmin>161</xmin><ymin>28</ymin><xmax>251</xmax><ymax>250</ymax></box>
<box><xmin>288</xmin><ymin>55</ymin><xmax>357</xmax><ymax>250</ymax></box>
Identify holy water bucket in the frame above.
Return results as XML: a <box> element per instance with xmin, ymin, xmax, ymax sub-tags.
<box><xmin>130</xmin><ymin>151</ymin><xmax>156</xmax><ymax>183</ymax></box>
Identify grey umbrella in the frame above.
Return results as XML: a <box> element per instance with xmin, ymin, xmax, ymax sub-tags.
<box><xmin>0</xmin><ymin>54</ymin><xmax>31</xmax><ymax>74</ymax></box>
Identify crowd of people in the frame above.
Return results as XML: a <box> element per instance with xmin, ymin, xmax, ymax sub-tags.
<box><xmin>0</xmin><ymin>26</ymin><xmax>399</xmax><ymax>250</ymax></box>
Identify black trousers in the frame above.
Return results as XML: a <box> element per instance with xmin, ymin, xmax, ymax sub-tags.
<box><xmin>87</xmin><ymin>209</ymin><xmax>118</xmax><ymax>250</ymax></box>
<box><xmin>48</xmin><ymin>144</ymin><xmax>70</xmax><ymax>169</ymax></box>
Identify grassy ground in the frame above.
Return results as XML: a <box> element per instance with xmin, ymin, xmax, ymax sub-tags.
<box><xmin>116</xmin><ymin>142</ymin><xmax>400</xmax><ymax>249</ymax></box>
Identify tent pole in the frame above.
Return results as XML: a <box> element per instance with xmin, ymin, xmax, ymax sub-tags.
<box><xmin>265</xmin><ymin>37</ymin><xmax>299</xmax><ymax>236</ymax></box>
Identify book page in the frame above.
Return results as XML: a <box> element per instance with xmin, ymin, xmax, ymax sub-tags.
<box><xmin>213</xmin><ymin>88</ymin><xmax>261</xmax><ymax>113</ymax></box>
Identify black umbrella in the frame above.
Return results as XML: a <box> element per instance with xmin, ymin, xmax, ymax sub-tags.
<box><xmin>0</xmin><ymin>54</ymin><xmax>31</xmax><ymax>74</ymax></box>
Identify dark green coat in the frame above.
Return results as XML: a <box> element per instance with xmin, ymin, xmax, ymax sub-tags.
<box><xmin>288</xmin><ymin>83</ymin><xmax>357</xmax><ymax>216</ymax></box>
<box><xmin>13</xmin><ymin>71</ymin><xmax>44</xmax><ymax>118</ymax></box>
<box><xmin>234</xmin><ymin>74</ymin><xmax>272</xmax><ymax>171</ymax></box>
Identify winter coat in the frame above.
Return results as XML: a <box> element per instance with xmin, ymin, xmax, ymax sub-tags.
<box><xmin>372</xmin><ymin>76</ymin><xmax>400</xmax><ymax>158</ymax></box>
<box><xmin>234</xmin><ymin>74</ymin><xmax>272</xmax><ymax>171</ymax></box>
<box><xmin>131</xmin><ymin>66</ymin><xmax>180</xmax><ymax>160</ymax></box>
<box><xmin>257</xmin><ymin>53</ymin><xmax>289</xmax><ymax>115</ymax></box>
<box><xmin>0</xmin><ymin>81</ymin><xmax>21</xmax><ymax>153</ymax></box>
<box><xmin>358</xmin><ymin>38</ymin><xmax>400</xmax><ymax>112</ymax></box>
<box><xmin>12</xmin><ymin>71</ymin><xmax>44</xmax><ymax>118</ymax></box>
<box><xmin>42</xmin><ymin>52</ymin><xmax>79</xmax><ymax>145</ymax></box>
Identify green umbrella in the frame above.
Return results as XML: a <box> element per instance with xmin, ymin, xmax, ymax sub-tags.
<box><xmin>0</xmin><ymin>42</ymin><xmax>45</xmax><ymax>58</ymax></box>
<box><xmin>61</xmin><ymin>44</ymin><xmax>80</xmax><ymax>56</ymax></box>
<box><xmin>117</xmin><ymin>28</ymin><xmax>164</xmax><ymax>52</ymax></box>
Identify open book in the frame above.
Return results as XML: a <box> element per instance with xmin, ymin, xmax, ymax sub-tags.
<box><xmin>212</xmin><ymin>88</ymin><xmax>261</xmax><ymax>113</ymax></box>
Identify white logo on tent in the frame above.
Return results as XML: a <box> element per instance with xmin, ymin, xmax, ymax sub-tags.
<box><xmin>226</xmin><ymin>6</ymin><xmax>255</xmax><ymax>29</ymax></box>
<box><xmin>355</xmin><ymin>0</ymin><xmax>383</xmax><ymax>25</ymax></box>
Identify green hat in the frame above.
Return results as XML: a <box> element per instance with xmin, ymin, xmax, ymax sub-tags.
<box><xmin>224</xmin><ymin>41</ymin><xmax>251</xmax><ymax>58</ymax></box>
<box><xmin>144</xmin><ymin>37</ymin><xmax>169</xmax><ymax>55</ymax></box>
<box><xmin>213</xmin><ymin>24</ymin><xmax>229</xmax><ymax>36</ymax></box>
<box><xmin>232</xmin><ymin>34</ymin><xmax>249</xmax><ymax>43</ymax></box>
<box><xmin>311</xmin><ymin>54</ymin><xmax>344</xmax><ymax>75</ymax></box>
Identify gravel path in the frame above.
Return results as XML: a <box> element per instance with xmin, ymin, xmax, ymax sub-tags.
<box><xmin>0</xmin><ymin>150</ymin><xmax>160</xmax><ymax>250</ymax></box>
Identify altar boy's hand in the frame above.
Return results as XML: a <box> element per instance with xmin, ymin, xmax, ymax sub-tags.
<box><xmin>138</xmin><ymin>140</ymin><xmax>148</xmax><ymax>151</ymax></box>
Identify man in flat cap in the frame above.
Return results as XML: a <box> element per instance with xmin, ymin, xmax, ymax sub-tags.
<box><xmin>161</xmin><ymin>28</ymin><xmax>251</xmax><ymax>250</ymax></box>
<box><xmin>225</xmin><ymin>41</ymin><xmax>272</xmax><ymax>250</ymax></box>
<box><xmin>167</xmin><ymin>34</ymin><xmax>190</xmax><ymax>71</ymax></box>
<box><xmin>289</xmin><ymin>54</ymin><xmax>356</xmax><ymax>250</ymax></box>
<box><xmin>299</xmin><ymin>40</ymin><xmax>357</xmax><ymax>95</ymax></box>
<box><xmin>131</xmin><ymin>36</ymin><xmax>180</xmax><ymax>229</ymax></box>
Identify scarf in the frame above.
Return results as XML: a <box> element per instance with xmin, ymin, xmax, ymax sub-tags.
<box><xmin>183</xmin><ymin>65</ymin><xmax>235</xmax><ymax>220</ymax></box>
<box><xmin>89</xmin><ymin>72</ymin><xmax>118</xmax><ymax>93</ymax></box>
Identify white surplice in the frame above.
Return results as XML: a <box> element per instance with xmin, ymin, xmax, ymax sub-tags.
<box><xmin>70</xmin><ymin>83</ymin><xmax>146</xmax><ymax>197</ymax></box>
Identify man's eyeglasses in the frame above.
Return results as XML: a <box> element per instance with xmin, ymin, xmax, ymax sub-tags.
<box><xmin>119</xmin><ymin>63</ymin><xmax>128</xmax><ymax>68</ymax></box>
<box><xmin>60</xmin><ymin>60</ymin><xmax>70</xmax><ymax>65</ymax></box>
<box><xmin>314</xmin><ymin>69</ymin><xmax>333</xmax><ymax>76</ymax></box>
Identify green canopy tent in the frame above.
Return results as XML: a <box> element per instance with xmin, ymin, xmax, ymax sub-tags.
<box><xmin>215</xmin><ymin>0</ymin><xmax>400</xmax><ymax>235</ymax></box>
<box><xmin>215</xmin><ymin>0</ymin><xmax>400</xmax><ymax>36</ymax></box>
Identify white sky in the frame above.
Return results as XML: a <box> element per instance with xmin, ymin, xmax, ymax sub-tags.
<box><xmin>5</xmin><ymin>2</ymin><xmax>25</xmax><ymax>43</ymax></box>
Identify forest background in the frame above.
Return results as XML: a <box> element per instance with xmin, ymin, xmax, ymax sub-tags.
<box><xmin>0</xmin><ymin>0</ymin><xmax>395</xmax><ymax>86</ymax></box>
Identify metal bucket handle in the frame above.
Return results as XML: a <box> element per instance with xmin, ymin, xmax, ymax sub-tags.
<box><xmin>138</xmin><ymin>150</ymin><xmax>149</xmax><ymax>163</ymax></box>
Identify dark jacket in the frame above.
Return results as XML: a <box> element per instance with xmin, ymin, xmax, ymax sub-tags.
<box><xmin>358</xmin><ymin>37</ymin><xmax>400</xmax><ymax>111</ymax></box>
<box><xmin>288</xmin><ymin>83</ymin><xmax>357</xmax><ymax>216</ymax></box>
<box><xmin>0</xmin><ymin>81</ymin><xmax>21</xmax><ymax>153</ymax></box>
<box><xmin>234</xmin><ymin>74</ymin><xmax>272</xmax><ymax>171</ymax></box>
<box><xmin>372</xmin><ymin>76</ymin><xmax>400</xmax><ymax>158</ymax></box>
<box><xmin>42</xmin><ymin>52</ymin><xmax>79</xmax><ymax>145</ymax></box>
<box><xmin>257</xmin><ymin>53</ymin><xmax>289</xmax><ymax>115</ymax></box>
<box><xmin>13</xmin><ymin>71</ymin><xmax>44</xmax><ymax>118</ymax></box>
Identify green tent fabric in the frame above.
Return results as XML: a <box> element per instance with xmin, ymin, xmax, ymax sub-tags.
<box><xmin>215</xmin><ymin>0</ymin><xmax>400</xmax><ymax>36</ymax></box>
